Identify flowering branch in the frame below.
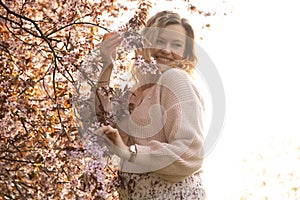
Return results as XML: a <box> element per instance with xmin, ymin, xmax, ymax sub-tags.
<box><xmin>1</xmin><ymin>0</ymin><xmax>223</xmax><ymax>198</ymax></box>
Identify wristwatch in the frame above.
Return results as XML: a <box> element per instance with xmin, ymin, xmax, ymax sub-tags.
<box><xmin>128</xmin><ymin>144</ymin><xmax>137</xmax><ymax>162</ymax></box>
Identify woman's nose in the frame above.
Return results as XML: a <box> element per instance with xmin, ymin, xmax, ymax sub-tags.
<box><xmin>161</xmin><ymin>44</ymin><xmax>171</xmax><ymax>54</ymax></box>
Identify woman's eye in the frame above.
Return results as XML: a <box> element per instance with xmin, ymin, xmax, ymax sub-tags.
<box><xmin>173</xmin><ymin>43</ymin><xmax>183</xmax><ymax>48</ymax></box>
<box><xmin>156</xmin><ymin>39</ymin><xmax>165</xmax><ymax>45</ymax></box>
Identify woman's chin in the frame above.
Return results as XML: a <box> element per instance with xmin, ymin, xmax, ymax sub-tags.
<box><xmin>157</xmin><ymin>63</ymin><xmax>170</xmax><ymax>72</ymax></box>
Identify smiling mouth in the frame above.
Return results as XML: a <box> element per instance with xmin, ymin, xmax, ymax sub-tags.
<box><xmin>156</xmin><ymin>56</ymin><xmax>173</xmax><ymax>64</ymax></box>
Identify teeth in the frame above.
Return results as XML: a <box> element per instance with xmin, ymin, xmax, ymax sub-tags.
<box><xmin>158</xmin><ymin>57</ymin><xmax>171</xmax><ymax>63</ymax></box>
<box><xmin>161</xmin><ymin>58</ymin><xmax>169</xmax><ymax>61</ymax></box>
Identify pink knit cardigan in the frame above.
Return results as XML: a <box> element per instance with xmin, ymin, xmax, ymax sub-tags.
<box><xmin>117</xmin><ymin>68</ymin><xmax>205</xmax><ymax>182</ymax></box>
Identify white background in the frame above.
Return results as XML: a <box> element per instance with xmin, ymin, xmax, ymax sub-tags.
<box><xmin>199</xmin><ymin>0</ymin><xmax>300</xmax><ymax>199</ymax></box>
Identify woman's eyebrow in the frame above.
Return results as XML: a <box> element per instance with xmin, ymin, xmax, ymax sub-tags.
<box><xmin>157</xmin><ymin>36</ymin><xmax>166</xmax><ymax>41</ymax></box>
<box><xmin>173</xmin><ymin>39</ymin><xmax>185</xmax><ymax>43</ymax></box>
<box><xmin>157</xmin><ymin>36</ymin><xmax>185</xmax><ymax>43</ymax></box>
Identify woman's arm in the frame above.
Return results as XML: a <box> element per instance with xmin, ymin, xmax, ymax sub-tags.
<box><xmin>94</xmin><ymin>33</ymin><xmax>122</xmax><ymax>122</ymax></box>
<box><xmin>96</xmin><ymin>33</ymin><xmax>122</xmax><ymax>87</ymax></box>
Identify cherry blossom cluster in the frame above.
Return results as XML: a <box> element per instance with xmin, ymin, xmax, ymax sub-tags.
<box><xmin>134</xmin><ymin>55</ymin><xmax>160</xmax><ymax>75</ymax></box>
<box><xmin>120</xmin><ymin>31</ymin><xmax>144</xmax><ymax>51</ymax></box>
<box><xmin>67</xmin><ymin>143</ymin><xmax>119</xmax><ymax>199</ymax></box>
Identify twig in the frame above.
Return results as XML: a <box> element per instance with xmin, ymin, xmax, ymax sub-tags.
<box><xmin>46</xmin><ymin>21</ymin><xmax>112</xmax><ymax>37</ymax></box>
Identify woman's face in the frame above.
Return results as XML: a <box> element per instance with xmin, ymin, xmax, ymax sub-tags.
<box><xmin>151</xmin><ymin>24</ymin><xmax>186</xmax><ymax>66</ymax></box>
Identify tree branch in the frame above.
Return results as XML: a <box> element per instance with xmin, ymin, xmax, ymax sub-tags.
<box><xmin>0</xmin><ymin>7</ymin><xmax>42</xmax><ymax>39</ymax></box>
<box><xmin>46</xmin><ymin>21</ymin><xmax>112</xmax><ymax>37</ymax></box>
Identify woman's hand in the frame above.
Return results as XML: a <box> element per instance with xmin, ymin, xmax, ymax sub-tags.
<box><xmin>94</xmin><ymin>125</ymin><xmax>130</xmax><ymax>159</ymax></box>
<box><xmin>95</xmin><ymin>32</ymin><xmax>122</xmax><ymax>87</ymax></box>
<box><xmin>98</xmin><ymin>32</ymin><xmax>123</xmax><ymax>64</ymax></box>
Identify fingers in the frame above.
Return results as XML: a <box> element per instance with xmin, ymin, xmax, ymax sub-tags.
<box><xmin>103</xmin><ymin>32</ymin><xmax>120</xmax><ymax>41</ymax></box>
<box><xmin>93</xmin><ymin>125</ymin><xmax>116</xmax><ymax>146</ymax></box>
<box><xmin>102</xmin><ymin>33</ymin><xmax>122</xmax><ymax>48</ymax></box>
<box><xmin>103</xmin><ymin>32</ymin><xmax>116</xmax><ymax>41</ymax></box>
<box><xmin>99</xmin><ymin>33</ymin><xmax>122</xmax><ymax>61</ymax></box>
<box><xmin>93</xmin><ymin>125</ymin><xmax>129</xmax><ymax>159</ymax></box>
<box><xmin>95</xmin><ymin>125</ymin><xmax>117</xmax><ymax>138</ymax></box>
<box><xmin>100</xmin><ymin>124</ymin><xmax>112</xmax><ymax>132</ymax></box>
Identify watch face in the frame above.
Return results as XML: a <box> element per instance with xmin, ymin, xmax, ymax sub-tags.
<box><xmin>128</xmin><ymin>145</ymin><xmax>137</xmax><ymax>162</ymax></box>
<box><xmin>130</xmin><ymin>145</ymin><xmax>137</xmax><ymax>154</ymax></box>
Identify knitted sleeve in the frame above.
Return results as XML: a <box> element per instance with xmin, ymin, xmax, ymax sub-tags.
<box><xmin>134</xmin><ymin>68</ymin><xmax>205</xmax><ymax>182</ymax></box>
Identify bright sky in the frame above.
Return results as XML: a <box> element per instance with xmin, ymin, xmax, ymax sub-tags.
<box><xmin>196</xmin><ymin>0</ymin><xmax>300</xmax><ymax>199</ymax></box>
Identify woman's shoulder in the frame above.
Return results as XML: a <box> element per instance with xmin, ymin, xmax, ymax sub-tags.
<box><xmin>157</xmin><ymin>67</ymin><xmax>195</xmax><ymax>98</ymax></box>
<box><xmin>159</xmin><ymin>67</ymin><xmax>191</xmax><ymax>83</ymax></box>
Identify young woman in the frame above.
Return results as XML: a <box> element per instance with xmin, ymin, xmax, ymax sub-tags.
<box><xmin>95</xmin><ymin>11</ymin><xmax>206</xmax><ymax>199</ymax></box>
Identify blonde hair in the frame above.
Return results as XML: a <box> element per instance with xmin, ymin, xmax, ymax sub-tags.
<box><xmin>139</xmin><ymin>11</ymin><xmax>198</xmax><ymax>74</ymax></box>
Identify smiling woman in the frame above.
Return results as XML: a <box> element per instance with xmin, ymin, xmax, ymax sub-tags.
<box><xmin>139</xmin><ymin>11</ymin><xmax>198</xmax><ymax>74</ymax></box>
<box><xmin>93</xmin><ymin>10</ymin><xmax>207</xmax><ymax>199</ymax></box>
<box><xmin>150</xmin><ymin>25</ymin><xmax>186</xmax><ymax>64</ymax></box>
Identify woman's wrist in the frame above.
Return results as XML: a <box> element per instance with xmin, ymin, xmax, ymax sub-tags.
<box><xmin>115</xmin><ymin>145</ymin><xmax>131</xmax><ymax>160</ymax></box>
<box><xmin>96</xmin><ymin>80</ymin><xmax>109</xmax><ymax>88</ymax></box>
<box><xmin>97</xmin><ymin>63</ymin><xmax>114</xmax><ymax>87</ymax></box>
